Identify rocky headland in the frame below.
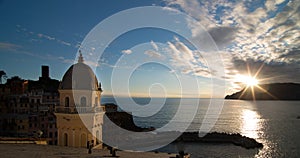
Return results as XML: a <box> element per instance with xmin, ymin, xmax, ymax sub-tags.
<box><xmin>225</xmin><ymin>83</ymin><xmax>300</xmax><ymax>100</ymax></box>
<box><xmin>175</xmin><ymin>132</ymin><xmax>263</xmax><ymax>149</ymax></box>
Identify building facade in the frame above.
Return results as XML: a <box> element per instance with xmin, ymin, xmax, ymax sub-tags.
<box><xmin>0</xmin><ymin>66</ymin><xmax>59</xmax><ymax>145</ymax></box>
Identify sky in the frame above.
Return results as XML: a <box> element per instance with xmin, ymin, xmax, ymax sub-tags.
<box><xmin>0</xmin><ymin>0</ymin><xmax>299</xmax><ymax>98</ymax></box>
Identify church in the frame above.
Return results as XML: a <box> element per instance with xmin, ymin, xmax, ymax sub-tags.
<box><xmin>54</xmin><ymin>52</ymin><xmax>150</xmax><ymax>148</ymax></box>
<box><xmin>55</xmin><ymin>52</ymin><xmax>108</xmax><ymax>147</ymax></box>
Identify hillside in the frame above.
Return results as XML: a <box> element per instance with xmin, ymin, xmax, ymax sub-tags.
<box><xmin>225</xmin><ymin>83</ymin><xmax>300</xmax><ymax>100</ymax></box>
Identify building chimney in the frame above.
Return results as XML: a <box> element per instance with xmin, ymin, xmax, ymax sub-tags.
<box><xmin>42</xmin><ymin>65</ymin><xmax>49</xmax><ymax>78</ymax></box>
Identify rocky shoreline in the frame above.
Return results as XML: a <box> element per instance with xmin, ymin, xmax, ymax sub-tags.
<box><xmin>174</xmin><ymin>132</ymin><xmax>263</xmax><ymax>149</ymax></box>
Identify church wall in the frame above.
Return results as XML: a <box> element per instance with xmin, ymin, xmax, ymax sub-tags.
<box><xmin>55</xmin><ymin>111</ymin><xmax>105</xmax><ymax>148</ymax></box>
<box><xmin>55</xmin><ymin>55</ymin><xmax>103</xmax><ymax>148</ymax></box>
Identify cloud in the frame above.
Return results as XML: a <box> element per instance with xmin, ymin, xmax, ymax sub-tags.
<box><xmin>0</xmin><ymin>42</ymin><xmax>48</xmax><ymax>59</ymax></box>
<box><xmin>150</xmin><ymin>40</ymin><xmax>159</xmax><ymax>51</ymax></box>
<box><xmin>165</xmin><ymin>0</ymin><xmax>300</xmax><ymax>91</ymax></box>
<box><xmin>231</xmin><ymin>58</ymin><xmax>300</xmax><ymax>84</ymax></box>
<box><xmin>265</xmin><ymin>0</ymin><xmax>285</xmax><ymax>12</ymax></box>
<box><xmin>56</xmin><ymin>39</ymin><xmax>71</xmax><ymax>46</ymax></box>
<box><xmin>165</xmin><ymin>38</ymin><xmax>214</xmax><ymax>78</ymax></box>
<box><xmin>121</xmin><ymin>49</ymin><xmax>132</xmax><ymax>54</ymax></box>
<box><xmin>37</xmin><ymin>33</ymin><xmax>71</xmax><ymax>46</ymax></box>
<box><xmin>0</xmin><ymin>42</ymin><xmax>21</xmax><ymax>51</ymax></box>
<box><xmin>17</xmin><ymin>25</ymin><xmax>73</xmax><ymax>48</ymax></box>
<box><xmin>144</xmin><ymin>50</ymin><xmax>164</xmax><ymax>59</ymax></box>
<box><xmin>207</xmin><ymin>26</ymin><xmax>237</xmax><ymax>48</ymax></box>
<box><xmin>37</xmin><ymin>33</ymin><xmax>55</xmax><ymax>40</ymax></box>
<box><xmin>0</xmin><ymin>42</ymin><xmax>79</xmax><ymax>66</ymax></box>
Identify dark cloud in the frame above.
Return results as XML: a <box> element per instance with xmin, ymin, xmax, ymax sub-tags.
<box><xmin>207</xmin><ymin>26</ymin><xmax>237</xmax><ymax>48</ymax></box>
<box><xmin>232</xmin><ymin>58</ymin><xmax>300</xmax><ymax>84</ymax></box>
<box><xmin>279</xmin><ymin>49</ymin><xmax>300</xmax><ymax>62</ymax></box>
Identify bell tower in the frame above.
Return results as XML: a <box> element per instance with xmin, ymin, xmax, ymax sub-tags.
<box><xmin>55</xmin><ymin>52</ymin><xmax>104</xmax><ymax>147</ymax></box>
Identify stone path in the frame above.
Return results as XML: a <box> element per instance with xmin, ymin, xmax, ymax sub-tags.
<box><xmin>0</xmin><ymin>144</ymin><xmax>176</xmax><ymax>158</ymax></box>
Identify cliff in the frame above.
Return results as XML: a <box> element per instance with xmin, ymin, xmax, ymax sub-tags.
<box><xmin>225</xmin><ymin>83</ymin><xmax>300</xmax><ymax>100</ymax></box>
<box><xmin>104</xmin><ymin>112</ymin><xmax>154</xmax><ymax>132</ymax></box>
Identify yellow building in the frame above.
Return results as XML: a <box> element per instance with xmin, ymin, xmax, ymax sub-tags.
<box><xmin>55</xmin><ymin>53</ymin><xmax>104</xmax><ymax>148</ymax></box>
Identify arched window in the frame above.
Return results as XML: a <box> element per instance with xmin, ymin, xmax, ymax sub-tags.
<box><xmin>81</xmin><ymin>133</ymin><xmax>87</xmax><ymax>147</ymax></box>
<box><xmin>96</xmin><ymin>130</ymin><xmax>100</xmax><ymax>144</ymax></box>
<box><xmin>65</xmin><ymin>97</ymin><xmax>69</xmax><ymax>107</ymax></box>
<box><xmin>95</xmin><ymin>97</ymin><xmax>98</xmax><ymax>106</ymax></box>
<box><xmin>63</xmin><ymin>133</ymin><xmax>68</xmax><ymax>146</ymax></box>
<box><xmin>80</xmin><ymin>97</ymin><xmax>86</xmax><ymax>107</ymax></box>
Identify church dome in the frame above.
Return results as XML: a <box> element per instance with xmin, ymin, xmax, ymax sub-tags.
<box><xmin>59</xmin><ymin>53</ymin><xmax>101</xmax><ymax>91</ymax></box>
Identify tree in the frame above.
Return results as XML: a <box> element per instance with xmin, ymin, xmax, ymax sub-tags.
<box><xmin>0</xmin><ymin>70</ymin><xmax>7</xmax><ymax>84</ymax></box>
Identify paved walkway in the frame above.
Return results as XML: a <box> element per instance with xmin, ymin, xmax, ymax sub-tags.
<box><xmin>0</xmin><ymin>144</ymin><xmax>176</xmax><ymax>158</ymax></box>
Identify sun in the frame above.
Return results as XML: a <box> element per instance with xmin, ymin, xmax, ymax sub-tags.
<box><xmin>243</xmin><ymin>76</ymin><xmax>258</xmax><ymax>87</ymax></box>
<box><xmin>235</xmin><ymin>75</ymin><xmax>259</xmax><ymax>87</ymax></box>
<box><xmin>231</xmin><ymin>63</ymin><xmax>277</xmax><ymax>100</ymax></box>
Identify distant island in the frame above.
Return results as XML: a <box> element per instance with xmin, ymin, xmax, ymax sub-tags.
<box><xmin>225</xmin><ymin>83</ymin><xmax>300</xmax><ymax>100</ymax></box>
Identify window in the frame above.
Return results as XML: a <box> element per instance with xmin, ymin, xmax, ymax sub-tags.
<box><xmin>95</xmin><ymin>97</ymin><xmax>98</xmax><ymax>106</ymax></box>
<box><xmin>63</xmin><ymin>133</ymin><xmax>68</xmax><ymax>146</ymax></box>
<box><xmin>80</xmin><ymin>97</ymin><xmax>86</xmax><ymax>107</ymax></box>
<box><xmin>65</xmin><ymin>97</ymin><xmax>69</xmax><ymax>107</ymax></box>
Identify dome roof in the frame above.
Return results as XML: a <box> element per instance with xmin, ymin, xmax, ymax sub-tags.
<box><xmin>59</xmin><ymin>53</ymin><xmax>100</xmax><ymax>91</ymax></box>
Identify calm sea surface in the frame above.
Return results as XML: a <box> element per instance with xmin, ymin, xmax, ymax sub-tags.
<box><xmin>102</xmin><ymin>97</ymin><xmax>300</xmax><ymax>157</ymax></box>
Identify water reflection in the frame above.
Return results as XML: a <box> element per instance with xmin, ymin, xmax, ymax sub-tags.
<box><xmin>241</xmin><ymin>109</ymin><xmax>260</xmax><ymax>139</ymax></box>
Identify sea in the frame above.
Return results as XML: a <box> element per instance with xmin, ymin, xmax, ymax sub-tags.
<box><xmin>101</xmin><ymin>97</ymin><xmax>300</xmax><ymax>158</ymax></box>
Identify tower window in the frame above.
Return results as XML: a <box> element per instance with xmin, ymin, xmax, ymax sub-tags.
<box><xmin>65</xmin><ymin>97</ymin><xmax>69</xmax><ymax>107</ymax></box>
<box><xmin>81</xmin><ymin>97</ymin><xmax>86</xmax><ymax>107</ymax></box>
<box><xmin>95</xmin><ymin>97</ymin><xmax>98</xmax><ymax>106</ymax></box>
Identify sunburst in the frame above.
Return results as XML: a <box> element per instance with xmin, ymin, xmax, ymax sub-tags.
<box><xmin>235</xmin><ymin>63</ymin><xmax>277</xmax><ymax>100</ymax></box>
<box><xmin>235</xmin><ymin>75</ymin><xmax>259</xmax><ymax>87</ymax></box>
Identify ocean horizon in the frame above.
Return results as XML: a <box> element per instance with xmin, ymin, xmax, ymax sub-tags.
<box><xmin>102</xmin><ymin>97</ymin><xmax>300</xmax><ymax>157</ymax></box>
